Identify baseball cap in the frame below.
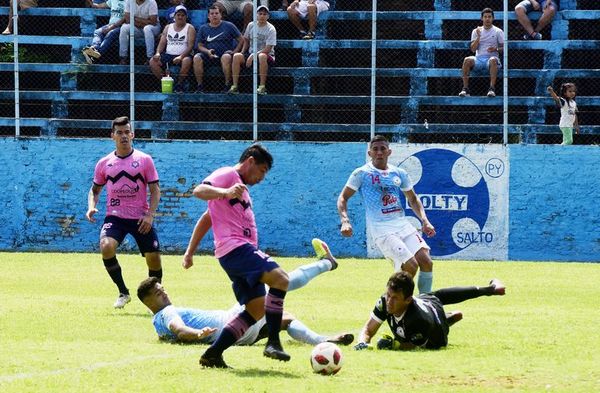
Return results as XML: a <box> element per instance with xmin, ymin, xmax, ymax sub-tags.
<box><xmin>257</xmin><ymin>5</ymin><xmax>269</xmax><ymax>13</ymax></box>
<box><xmin>175</xmin><ymin>5</ymin><xmax>188</xmax><ymax>15</ymax></box>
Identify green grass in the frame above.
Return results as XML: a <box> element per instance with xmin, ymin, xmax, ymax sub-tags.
<box><xmin>1</xmin><ymin>252</ymin><xmax>599</xmax><ymax>392</ymax></box>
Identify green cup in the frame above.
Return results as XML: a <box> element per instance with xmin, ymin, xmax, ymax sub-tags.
<box><xmin>161</xmin><ymin>76</ymin><xmax>174</xmax><ymax>93</ymax></box>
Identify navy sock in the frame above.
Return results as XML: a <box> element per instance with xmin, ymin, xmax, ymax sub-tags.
<box><xmin>265</xmin><ymin>288</ymin><xmax>286</xmax><ymax>344</ymax></box>
<box><xmin>103</xmin><ymin>256</ymin><xmax>128</xmax><ymax>295</ymax></box>
<box><xmin>207</xmin><ymin>310</ymin><xmax>255</xmax><ymax>356</ymax></box>
<box><xmin>148</xmin><ymin>269</ymin><xmax>163</xmax><ymax>283</ymax></box>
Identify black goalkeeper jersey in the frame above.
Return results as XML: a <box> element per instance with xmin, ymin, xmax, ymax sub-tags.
<box><xmin>371</xmin><ymin>294</ymin><xmax>450</xmax><ymax>349</ymax></box>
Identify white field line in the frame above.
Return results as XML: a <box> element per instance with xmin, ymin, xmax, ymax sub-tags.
<box><xmin>0</xmin><ymin>351</ymin><xmax>194</xmax><ymax>384</ymax></box>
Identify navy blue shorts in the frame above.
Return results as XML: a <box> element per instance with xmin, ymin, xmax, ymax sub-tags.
<box><xmin>100</xmin><ymin>215</ymin><xmax>160</xmax><ymax>256</ymax></box>
<box><xmin>160</xmin><ymin>53</ymin><xmax>191</xmax><ymax>68</ymax></box>
<box><xmin>218</xmin><ymin>243</ymin><xmax>280</xmax><ymax>305</ymax></box>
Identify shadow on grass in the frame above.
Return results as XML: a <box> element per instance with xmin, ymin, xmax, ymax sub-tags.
<box><xmin>107</xmin><ymin>311</ymin><xmax>152</xmax><ymax>319</ymax></box>
<box><xmin>231</xmin><ymin>368</ymin><xmax>301</xmax><ymax>378</ymax></box>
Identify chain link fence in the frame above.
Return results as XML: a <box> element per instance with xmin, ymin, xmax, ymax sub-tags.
<box><xmin>0</xmin><ymin>0</ymin><xmax>599</xmax><ymax>143</ymax></box>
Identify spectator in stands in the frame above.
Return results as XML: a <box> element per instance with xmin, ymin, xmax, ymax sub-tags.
<box><xmin>287</xmin><ymin>0</ymin><xmax>329</xmax><ymax>40</ymax></box>
<box><xmin>229</xmin><ymin>5</ymin><xmax>275</xmax><ymax>95</ymax></box>
<box><xmin>214</xmin><ymin>0</ymin><xmax>268</xmax><ymax>33</ymax></box>
<box><xmin>119</xmin><ymin>0</ymin><xmax>162</xmax><ymax>65</ymax></box>
<box><xmin>149</xmin><ymin>5</ymin><xmax>195</xmax><ymax>92</ymax></box>
<box><xmin>193</xmin><ymin>4</ymin><xmax>243</xmax><ymax>93</ymax></box>
<box><xmin>82</xmin><ymin>0</ymin><xmax>126</xmax><ymax>64</ymax></box>
<box><xmin>2</xmin><ymin>0</ymin><xmax>37</xmax><ymax>35</ymax></box>
<box><xmin>459</xmin><ymin>8</ymin><xmax>503</xmax><ymax>98</ymax></box>
<box><xmin>515</xmin><ymin>0</ymin><xmax>556</xmax><ymax>40</ymax></box>
<box><xmin>547</xmin><ymin>83</ymin><xmax>579</xmax><ymax>145</ymax></box>
<box><xmin>165</xmin><ymin>0</ymin><xmax>185</xmax><ymax>24</ymax></box>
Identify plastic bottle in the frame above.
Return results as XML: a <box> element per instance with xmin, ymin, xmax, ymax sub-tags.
<box><xmin>161</xmin><ymin>65</ymin><xmax>173</xmax><ymax>94</ymax></box>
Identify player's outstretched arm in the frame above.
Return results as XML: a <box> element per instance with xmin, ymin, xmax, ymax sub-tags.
<box><xmin>182</xmin><ymin>211</ymin><xmax>212</xmax><ymax>269</ymax></box>
<box><xmin>168</xmin><ymin>318</ymin><xmax>217</xmax><ymax>342</ymax></box>
<box><xmin>354</xmin><ymin>317</ymin><xmax>381</xmax><ymax>350</ymax></box>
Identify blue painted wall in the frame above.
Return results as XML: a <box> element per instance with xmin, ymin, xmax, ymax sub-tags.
<box><xmin>508</xmin><ymin>145</ymin><xmax>600</xmax><ymax>262</ymax></box>
<box><xmin>0</xmin><ymin>139</ymin><xmax>598</xmax><ymax>262</ymax></box>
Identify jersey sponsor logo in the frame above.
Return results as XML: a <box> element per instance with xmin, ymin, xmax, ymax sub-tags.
<box><xmin>114</xmin><ymin>183</ymin><xmax>140</xmax><ymax>196</ymax></box>
<box><xmin>206</xmin><ymin>32</ymin><xmax>224</xmax><ymax>42</ymax></box>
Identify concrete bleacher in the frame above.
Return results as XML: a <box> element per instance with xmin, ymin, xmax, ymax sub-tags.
<box><xmin>0</xmin><ymin>0</ymin><xmax>599</xmax><ymax>143</ymax></box>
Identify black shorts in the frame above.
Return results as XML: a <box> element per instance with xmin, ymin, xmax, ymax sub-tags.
<box><xmin>100</xmin><ymin>215</ymin><xmax>160</xmax><ymax>256</ymax></box>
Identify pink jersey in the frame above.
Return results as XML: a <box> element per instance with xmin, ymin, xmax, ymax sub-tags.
<box><xmin>203</xmin><ymin>166</ymin><xmax>258</xmax><ymax>258</ymax></box>
<box><xmin>93</xmin><ymin>149</ymin><xmax>159</xmax><ymax>219</ymax></box>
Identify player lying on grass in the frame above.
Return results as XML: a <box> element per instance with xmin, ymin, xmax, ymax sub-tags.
<box><xmin>354</xmin><ymin>271</ymin><xmax>505</xmax><ymax>351</ymax></box>
<box><xmin>137</xmin><ymin>242</ymin><xmax>353</xmax><ymax>347</ymax></box>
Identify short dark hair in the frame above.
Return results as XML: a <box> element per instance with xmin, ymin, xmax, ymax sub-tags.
<box><xmin>137</xmin><ymin>276</ymin><xmax>160</xmax><ymax>302</ymax></box>
<box><xmin>211</xmin><ymin>2</ymin><xmax>227</xmax><ymax>17</ymax></box>
<box><xmin>111</xmin><ymin>116</ymin><xmax>130</xmax><ymax>132</ymax></box>
<box><xmin>387</xmin><ymin>271</ymin><xmax>415</xmax><ymax>298</ymax></box>
<box><xmin>481</xmin><ymin>7</ymin><xmax>494</xmax><ymax>17</ymax></box>
<box><xmin>369</xmin><ymin>134</ymin><xmax>389</xmax><ymax>147</ymax></box>
<box><xmin>239</xmin><ymin>143</ymin><xmax>273</xmax><ymax>170</ymax></box>
<box><xmin>209</xmin><ymin>4</ymin><xmax>222</xmax><ymax>15</ymax></box>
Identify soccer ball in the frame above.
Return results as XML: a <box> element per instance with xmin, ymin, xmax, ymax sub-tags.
<box><xmin>310</xmin><ymin>342</ymin><xmax>344</xmax><ymax>375</ymax></box>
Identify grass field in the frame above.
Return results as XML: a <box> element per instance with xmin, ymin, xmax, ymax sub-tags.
<box><xmin>1</xmin><ymin>252</ymin><xmax>599</xmax><ymax>392</ymax></box>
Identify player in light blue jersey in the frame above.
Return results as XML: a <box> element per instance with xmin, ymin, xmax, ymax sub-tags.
<box><xmin>337</xmin><ymin>135</ymin><xmax>436</xmax><ymax>293</ymax></box>
<box><xmin>137</xmin><ymin>251</ymin><xmax>353</xmax><ymax>347</ymax></box>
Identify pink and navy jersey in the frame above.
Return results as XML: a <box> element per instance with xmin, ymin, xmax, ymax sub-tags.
<box><xmin>203</xmin><ymin>166</ymin><xmax>258</xmax><ymax>258</ymax></box>
<box><xmin>93</xmin><ymin>149</ymin><xmax>159</xmax><ymax>219</ymax></box>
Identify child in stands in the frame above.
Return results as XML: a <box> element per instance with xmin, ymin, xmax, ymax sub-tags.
<box><xmin>547</xmin><ymin>83</ymin><xmax>579</xmax><ymax>145</ymax></box>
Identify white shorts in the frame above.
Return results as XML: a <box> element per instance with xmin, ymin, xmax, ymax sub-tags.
<box><xmin>375</xmin><ymin>230</ymin><xmax>430</xmax><ymax>271</ymax></box>
<box><xmin>294</xmin><ymin>1</ymin><xmax>330</xmax><ymax>18</ymax></box>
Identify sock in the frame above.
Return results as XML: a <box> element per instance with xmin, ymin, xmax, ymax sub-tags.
<box><xmin>286</xmin><ymin>319</ymin><xmax>327</xmax><ymax>346</ymax></box>
<box><xmin>207</xmin><ymin>310</ymin><xmax>255</xmax><ymax>356</ymax></box>
<box><xmin>287</xmin><ymin>260</ymin><xmax>330</xmax><ymax>291</ymax></box>
<box><xmin>148</xmin><ymin>269</ymin><xmax>163</xmax><ymax>283</ymax></box>
<box><xmin>432</xmin><ymin>286</ymin><xmax>492</xmax><ymax>305</ymax></box>
<box><xmin>417</xmin><ymin>271</ymin><xmax>433</xmax><ymax>294</ymax></box>
<box><xmin>103</xmin><ymin>256</ymin><xmax>129</xmax><ymax>295</ymax></box>
<box><xmin>265</xmin><ymin>288</ymin><xmax>286</xmax><ymax>344</ymax></box>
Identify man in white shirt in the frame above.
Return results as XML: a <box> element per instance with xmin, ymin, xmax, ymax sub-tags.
<box><xmin>459</xmin><ymin>8</ymin><xmax>504</xmax><ymax>98</ymax></box>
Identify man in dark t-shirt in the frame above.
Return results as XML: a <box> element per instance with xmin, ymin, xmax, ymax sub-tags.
<box><xmin>354</xmin><ymin>271</ymin><xmax>505</xmax><ymax>351</ymax></box>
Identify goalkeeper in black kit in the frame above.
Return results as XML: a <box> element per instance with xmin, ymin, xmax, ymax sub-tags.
<box><xmin>354</xmin><ymin>271</ymin><xmax>505</xmax><ymax>351</ymax></box>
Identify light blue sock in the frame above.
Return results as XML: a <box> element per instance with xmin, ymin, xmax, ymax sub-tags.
<box><xmin>286</xmin><ymin>319</ymin><xmax>327</xmax><ymax>345</ymax></box>
<box><xmin>288</xmin><ymin>260</ymin><xmax>331</xmax><ymax>291</ymax></box>
<box><xmin>418</xmin><ymin>271</ymin><xmax>433</xmax><ymax>294</ymax></box>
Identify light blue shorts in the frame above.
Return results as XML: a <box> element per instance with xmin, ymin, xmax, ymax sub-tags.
<box><xmin>516</xmin><ymin>0</ymin><xmax>551</xmax><ymax>13</ymax></box>
<box><xmin>473</xmin><ymin>56</ymin><xmax>502</xmax><ymax>72</ymax></box>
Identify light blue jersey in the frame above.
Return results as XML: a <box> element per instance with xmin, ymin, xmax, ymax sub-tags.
<box><xmin>345</xmin><ymin>162</ymin><xmax>416</xmax><ymax>239</ymax></box>
<box><xmin>152</xmin><ymin>305</ymin><xmax>230</xmax><ymax>343</ymax></box>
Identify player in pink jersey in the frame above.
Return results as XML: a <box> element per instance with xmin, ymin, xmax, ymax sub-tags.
<box><xmin>85</xmin><ymin>116</ymin><xmax>162</xmax><ymax>309</ymax></box>
<box><xmin>193</xmin><ymin>143</ymin><xmax>291</xmax><ymax>368</ymax></box>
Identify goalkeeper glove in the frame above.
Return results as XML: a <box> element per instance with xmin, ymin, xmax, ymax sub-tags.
<box><xmin>354</xmin><ymin>342</ymin><xmax>371</xmax><ymax>351</ymax></box>
<box><xmin>376</xmin><ymin>334</ymin><xmax>401</xmax><ymax>350</ymax></box>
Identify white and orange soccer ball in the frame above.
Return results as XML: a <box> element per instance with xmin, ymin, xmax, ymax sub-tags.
<box><xmin>310</xmin><ymin>342</ymin><xmax>344</xmax><ymax>375</ymax></box>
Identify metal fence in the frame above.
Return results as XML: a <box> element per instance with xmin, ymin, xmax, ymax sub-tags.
<box><xmin>0</xmin><ymin>0</ymin><xmax>599</xmax><ymax>144</ymax></box>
